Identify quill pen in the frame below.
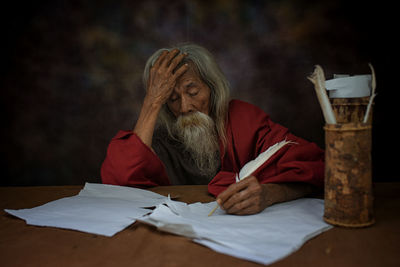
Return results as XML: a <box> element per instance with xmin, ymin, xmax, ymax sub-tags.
<box><xmin>208</xmin><ymin>140</ymin><xmax>295</xmax><ymax>216</ymax></box>
<box><xmin>307</xmin><ymin>65</ymin><xmax>337</xmax><ymax>124</ymax></box>
<box><xmin>363</xmin><ymin>63</ymin><xmax>377</xmax><ymax>123</ymax></box>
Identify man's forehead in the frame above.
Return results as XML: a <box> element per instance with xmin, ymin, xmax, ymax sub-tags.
<box><xmin>177</xmin><ymin>65</ymin><xmax>202</xmax><ymax>83</ymax></box>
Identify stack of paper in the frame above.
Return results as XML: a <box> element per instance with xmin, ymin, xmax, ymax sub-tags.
<box><xmin>5</xmin><ymin>183</ymin><xmax>332</xmax><ymax>265</ymax></box>
<box><xmin>5</xmin><ymin>183</ymin><xmax>168</xmax><ymax>236</ymax></box>
<box><xmin>140</xmin><ymin>197</ymin><xmax>332</xmax><ymax>265</ymax></box>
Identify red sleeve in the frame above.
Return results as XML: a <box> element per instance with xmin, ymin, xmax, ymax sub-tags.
<box><xmin>100</xmin><ymin>130</ymin><xmax>170</xmax><ymax>188</ymax></box>
<box><xmin>208</xmin><ymin>100</ymin><xmax>324</xmax><ymax>197</ymax></box>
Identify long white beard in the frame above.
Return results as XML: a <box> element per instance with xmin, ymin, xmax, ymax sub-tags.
<box><xmin>172</xmin><ymin>112</ymin><xmax>220</xmax><ymax>177</ymax></box>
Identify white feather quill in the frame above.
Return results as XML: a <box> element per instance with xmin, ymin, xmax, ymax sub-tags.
<box><xmin>363</xmin><ymin>63</ymin><xmax>377</xmax><ymax>123</ymax></box>
<box><xmin>308</xmin><ymin>65</ymin><xmax>337</xmax><ymax>124</ymax></box>
<box><xmin>208</xmin><ymin>139</ymin><xmax>295</xmax><ymax>216</ymax></box>
<box><xmin>237</xmin><ymin>139</ymin><xmax>296</xmax><ymax>181</ymax></box>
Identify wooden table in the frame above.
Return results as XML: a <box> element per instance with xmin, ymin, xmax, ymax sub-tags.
<box><xmin>1</xmin><ymin>183</ymin><xmax>399</xmax><ymax>267</ymax></box>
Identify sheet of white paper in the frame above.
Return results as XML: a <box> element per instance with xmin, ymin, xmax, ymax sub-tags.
<box><xmin>5</xmin><ymin>183</ymin><xmax>169</xmax><ymax>237</ymax></box>
<box><xmin>325</xmin><ymin>74</ymin><xmax>371</xmax><ymax>98</ymax></box>
<box><xmin>139</xmin><ymin>198</ymin><xmax>332</xmax><ymax>265</ymax></box>
<box><xmin>78</xmin><ymin>182</ymin><xmax>168</xmax><ymax>207</ymax></box>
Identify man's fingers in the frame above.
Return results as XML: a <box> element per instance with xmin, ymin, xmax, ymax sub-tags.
<box><xmin>218</xmin><ymin>180</ymin><xmax>251</xmax><ymax>210</ymax></box>
<box><xmin>225</xmin><ymin>195</ymin><xmax>254</xmax><ymax>214</ymax></box>
<box><xmin>217</xmin><ymin>176</ymin><xmax>256</xmax><ymax>204</ymax></box>
<box><xmin>160</xmin><ymin>49</ymin><xmax>180</xmax><ymax>68</ymax></box>
<box><xmin>151</xmin><ymin>49</ymin><xmax>187</xmax><ymax>82</ymax></box>
<box><xmin>217</xmin><ymin>176</ymin><xmax>265</xmax><ymax>215</ymax></box>
<box><xmin>169</xmin><ymin>55</ymin><xmax>188</xmax><ymax>75</ymax></box>
<box><xmin>221</xmin><ymin>185</ymin><xmax>254</xmax><ymax>211</ymax></box>
<box><xmin>217</xmin><ymin>180</ymin><xmax>246</xmax><ymax>205</ymax></box>
<box><xmin>173</xmin><ymin>63</ymin><xmax>189</xmax><ymax>78</ymax></box>
<box><xmin>152</xmin><ymin>50</ymin><xmax>169</xmax><ymax>68</ymax></box>
<box><xmin>226</xmin><ymin>192</ymin><xmax>265</xmax><ymax>215</ymax></box>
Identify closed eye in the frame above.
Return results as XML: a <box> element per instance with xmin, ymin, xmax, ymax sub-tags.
<box><xmin>186</xmin><ymin>83</ymin><xmax>199</xmax><ymax>97</ymax></box>
<box><xmin>188</xmin><ymin>91</ymin><xmax>198</xmax><ymax>97</ymax></box>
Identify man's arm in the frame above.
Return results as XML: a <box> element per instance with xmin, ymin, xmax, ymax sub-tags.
<box><xmin>216</xmin><ymin>176</ymin><xmax>314</xmax><ymax>215</ymax></box>
<box><xmin>133</xmin><ymin>49</ymin><xmax>188</xmax><ymax>147</ymax></box>
<box><xmin>101</xmin><ymin>130</ymin><xmax>170</xmax><ymax>187</ymax></box>
<box><xmin>101</xmin><ymin>49</ymin><xmax>188</xmax><ymax>187</ymax></box>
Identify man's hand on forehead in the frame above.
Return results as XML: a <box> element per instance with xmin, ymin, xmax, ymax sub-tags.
<box><xmin>145</xmin><ymin>49</ymin><xmax>189</xmax><ymax>107</ymax></box>
<box><xmin>134</xmin><ymin>49</ymin><xmax>189</xmax><ymax>147</ymax></box>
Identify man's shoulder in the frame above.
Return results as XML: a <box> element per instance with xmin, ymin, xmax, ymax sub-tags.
<box><xmin>228</xmin><ymin>99</ymin><xmax>267</xmax><ymax>117</ymax></box>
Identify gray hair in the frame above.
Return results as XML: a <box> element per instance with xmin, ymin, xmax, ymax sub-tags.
<box><xmin>142</xmin><ymin>43</ymin><xmax>230</xmax><ymax>150</ymax></box>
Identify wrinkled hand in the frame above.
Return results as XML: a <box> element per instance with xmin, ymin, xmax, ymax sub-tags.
<box><xmin>216</xmin><ymin>176</ymin><xmax>270</xmax><ymax>215</ymax></box>
<box><xmin>146</xmin><ymin>49</ymin><xmax>189</xmax><ymax>107</ymax></box>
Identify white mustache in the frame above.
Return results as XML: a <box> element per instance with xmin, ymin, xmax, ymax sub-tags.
<box><xmin>175</xmin><ymin>112</ymin><xmax>212</xmax><ymax>128</ymax></box>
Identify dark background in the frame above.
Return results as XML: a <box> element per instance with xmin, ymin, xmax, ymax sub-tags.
<box><xmin>1</xmin><ymin>0</ymin><xmax>396</xmax><ymax>186</ymax></box>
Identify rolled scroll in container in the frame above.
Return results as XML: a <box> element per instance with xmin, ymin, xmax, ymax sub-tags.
<box><xmin>324</xmin><ymin>123</ymin><xmax>374</xmax><ymax>227</ymax></box>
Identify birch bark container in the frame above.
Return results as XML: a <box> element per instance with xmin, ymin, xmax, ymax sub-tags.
<box><xmin>324</xmin><ymin>122</ymin><xmax>374</xmax><ymax>227</ymax></box>
<box><xmin>330</xmin><ymin>97</ymin><xmax>372</xmax><ymax>124</ymax></box>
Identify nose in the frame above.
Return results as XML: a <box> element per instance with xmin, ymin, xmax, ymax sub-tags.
<box><xmin>179</xmin><ymin>95</ymin><xmax>194</xmax><ymax>115</ymax></box>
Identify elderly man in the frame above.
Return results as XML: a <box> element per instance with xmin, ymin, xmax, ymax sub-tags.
<box><xmin>101</xmin><ymin>44</ymin><xmax>324</xmax><ymax>215</ymax></box>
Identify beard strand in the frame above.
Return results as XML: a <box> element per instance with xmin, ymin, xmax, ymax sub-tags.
<box><xmin>172</xmin><ymin>112</ymin><xmax>220</xmax><ymax>177</ymax></box>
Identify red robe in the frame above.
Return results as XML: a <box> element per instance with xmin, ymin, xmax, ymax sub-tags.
<box><xmin>101</xmin><ymin>100</ymin><xmax>324</xmax><ymax>197</ymax></box>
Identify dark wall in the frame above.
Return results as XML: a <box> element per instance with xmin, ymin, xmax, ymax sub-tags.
<box><xmin>1</xmin><ymin>0</ymin><xmax>395</xmax><ymax>186</ymax></box>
